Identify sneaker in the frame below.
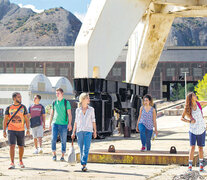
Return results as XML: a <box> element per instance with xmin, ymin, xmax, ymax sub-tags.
<box><xmin>200</xmin><ymin>165</ymin><xmax>204</xmax><ymax>172</ymax></box>
<box><xmin>141</xmin><ymin>147</ymin><xmax>146</xmax><ymax>152</ymax></box>
<box><xmin>33</xmin><ymin>149</ymin><xmax>38</xmax><ymax>154</ymax></box>
<box><xmin>52</xmin><ymin>155</ymin><xmax>57</xmax><ymax>161</ymax></box>
<box><xmin>19</xmin><ymin>161</ymin><xmax>25</xmax><ymax>168</ymax></box>
<box><xmin>82</xmin><ymin>166</ymin><xmax>87</xmax><ymax>172</ymax></box>
<box><xmin>8</xmin><ymin>163</ymin><xmax>15</xmax><ymax>169</ymax></box>
<box><xmin>60</xmin><ymin>157</ymin><xmax>65</xmax><ymax>162</ymax></box>
<box><xmin>38</xmin><ymin>148</ymin><xmax>43</xmax><ymax>154</ymax></box>
<box><xmin>188</xmin><ymin>165</ymin><xmax>192</xmax><ymax>171</ymax></box>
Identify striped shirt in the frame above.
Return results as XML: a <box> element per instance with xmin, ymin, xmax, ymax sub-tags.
<box><xmin>139</xmin><ymin>106</ymin><xmax>154</xmax><ymax>130</ymax></box>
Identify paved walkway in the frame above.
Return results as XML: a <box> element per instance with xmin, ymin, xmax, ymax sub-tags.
<box><xmin>0</xmin><ymin>116</ymin><xmax>207</xmax><ymax>180</ymax></box>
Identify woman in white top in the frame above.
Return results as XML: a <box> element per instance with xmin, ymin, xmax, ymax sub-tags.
<box><xmin>71</xmin><ymin>93</ymin><xmax>97</xmax><ymax>172</ymax></box>
<box><xmin>181</xmin><ymin>92</ymin><xmax>207</xmax><ymax>172</ymax></box>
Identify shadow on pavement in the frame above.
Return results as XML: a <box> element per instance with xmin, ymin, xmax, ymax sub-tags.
<box><xmin>74</xmin><ymin>169</ymin><xmax>147</xmax><ymax>177</ymax></box>
<box><xmin>22</xmin><ymin>167</ymin><xmax>70</xmax><ymax>172</ymax></box>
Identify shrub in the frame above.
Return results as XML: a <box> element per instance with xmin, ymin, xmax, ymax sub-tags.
<box><xmin>195</xmin><ymin>73</ymin><xmax>207</xmax><ymax>101</ymax></box>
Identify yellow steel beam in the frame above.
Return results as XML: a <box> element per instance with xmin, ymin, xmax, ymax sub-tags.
<box><xmin>76</xmin><ymin>150</ymin><xmax>199</xmax><ymax>166</ymax></box>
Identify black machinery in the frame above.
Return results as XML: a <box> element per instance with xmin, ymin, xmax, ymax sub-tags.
<box><xmin>71</xmin><ymin>78</ymin><xmax>148</xmax><ymax>138</ymax></box>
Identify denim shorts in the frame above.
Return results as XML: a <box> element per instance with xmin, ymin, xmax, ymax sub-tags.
<box><xmin>189</xmin><ymin>131</ymin><xmax>206</xmax><ymax>147</ymax></box>
<box><xmin>8</xmin><ymin>130</ymin><xmax>25</xmax><ymax>146</ymax></box>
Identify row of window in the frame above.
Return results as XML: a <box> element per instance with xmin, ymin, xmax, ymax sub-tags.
<box><xmin>166</xmin><ymin>68</ymin><xmax>203</xmax><ymax>77</ymax></box>
<box><xmin>0</xmin><ymin>67</ymin><xmax>70</xmax><ymax>77</ymax></box>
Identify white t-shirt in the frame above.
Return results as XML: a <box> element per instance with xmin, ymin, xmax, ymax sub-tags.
<box><xmin>75</xmin><ymin>106</ymin><xmax>96</xmax><ymax>133</ymax></box>
<box><xmin>189</xmin><ymin>105</ymin><xmax>206</xmax><ymax>135</ymax></box>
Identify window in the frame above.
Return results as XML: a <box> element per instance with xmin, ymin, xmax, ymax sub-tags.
<box><xmin>60</xmin><ymin>68</ymin><xmax>68</xmax><ymax>76</ymax></box>
<box><xmin>166</xmin><ymin>68</ymin><xmax>175</xmax><ymax>77</ymax></box>
<box><xmin>25</xmin><ymin>67</ymin><xmax>34</xmax><ymax>73</ymax></box>
<box><xmin>180</xmin><ymin>68</ymin><xmax>189</xmax><ymax>75</ymax></box>
<box><xmin>112</xmin><ymin>68</ymin><xmax>121</xmax><ymax>77</ymax></box>
<box><xmin>16</xmin><ymin>67</ymin><xmax>24</xmax><ymax>73</ymax></box>
<box><xmin>6</xmin><ymin>67</ymin><xmax>13</xmax><ymax>73</ymax></box>
<box><xmin>193</xmin><ymin>68</ymin><xmax>202</xmax><ymax>77</ymax></box>
<box><xmin>46</xmin><ymin>68</ymin><xmax>55</xmax><ymax>76</ymax></box>
<box><xmin>35</xmin><ymin>68</ymin><xmax>43</xmax><ymax>74</ymax></box>
<box><xmin>38</xmin><ymin>82</ymin><xmax>45</xmax><ymax>91</ymax></box>
<box><xmin>0</xmin><ymin>67</ymin><xmax>4</xmax><ymax>73</ymax></box>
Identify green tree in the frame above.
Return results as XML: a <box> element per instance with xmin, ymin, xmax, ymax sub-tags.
<box><xmin>171</xmin><ymin>83</ymin><xmax>196</xmax><ymax>100</ymax></box>
<box><xmin>195</xmin><ymin>73</ymin><xmax>207</xmax><ymax>101</ymax></box>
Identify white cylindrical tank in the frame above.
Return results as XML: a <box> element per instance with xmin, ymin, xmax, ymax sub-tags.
<box><xmin>48</xmin><ymin>77</ymin><xmax>73</xmax><ymax>94</ymax></box>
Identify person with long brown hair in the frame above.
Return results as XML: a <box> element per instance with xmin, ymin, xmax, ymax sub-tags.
<box><xmin>136</xmin><ymin>94</ymin><xmax>158</xmax><ymax>151</ymax></box>
<box><xmin>181</xmin><ymin>92</ymin><xmax>207</xmax><ymax>172</ymax></box>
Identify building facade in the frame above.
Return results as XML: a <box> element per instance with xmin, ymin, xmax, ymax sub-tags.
<box><xmin>0</xmin><ymin>46</ymin><xmax>206</xmax><ymax>100</ymax></box>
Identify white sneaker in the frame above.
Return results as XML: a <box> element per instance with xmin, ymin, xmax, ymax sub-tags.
<box><xmin>38</xmin><ymin>148</ymin><xmax>43</xmax><ymax>154</ymax></box>
<box><xmin>33</xmin><ymin>149</ymin><xmax>38</xmax><ymax>154</ymax></box>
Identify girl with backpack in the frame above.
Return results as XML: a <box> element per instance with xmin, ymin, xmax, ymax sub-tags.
<box><xmin>181</xmin><ymin>92</ymin><xmax>207</xmax><ymax>171</ymax></box>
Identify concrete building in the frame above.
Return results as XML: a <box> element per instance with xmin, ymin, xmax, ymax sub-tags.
<box><xmin>0</xmin><ymin>46</ymin><xmax>206</xmax><ymax>101</ymax></box>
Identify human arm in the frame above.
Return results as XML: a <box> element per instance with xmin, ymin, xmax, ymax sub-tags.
<box><xmin>24</xmin><ymin>114</ymin><xmax>30</xmax><ymax>136</ymax></box>
<box><xmin>199</xmin><ymin>101</ymin><xmax>207</xmax><ymax>106</ymax></box>
<box><xmin>49</xmin><ymin>109</ymin><xmax>54</xmax><ymax>131</ymax></box>
<box><xmin>3</xmin><ymin>115</ymin><xmax>9</xmax><ymax>138</ymax></box>
<box><xmin>136</xmin><ymin>106</ymin><xmax>143</xmax><ymax>132</ymax></box>
<box><xmin>181</xmin><ymin>110</ymin><xmax>195</xmax><ymax>124</ymax></box>
<box><xmin>42</xmin><ymin>114</ymin><xmax>46</xmax><ymax>130</ymax></box>
<box><xmin>67</xmin><ymin>109</ymin><xmax>72</xmax><ymax>131</ymax></box>
<box><xmin>93</xmin><ymin>122</ymin><xmax>97</xmax><ymax>138</ymax></box>
<box><xmin>153</xmin><ymin>108</ymin><xmax>158</xmax><ymax>136</ymax></box>
<box><xmin>71</xmin><ymin>122</ymin><xmax>77</xmax><ymax>139</ymax></box>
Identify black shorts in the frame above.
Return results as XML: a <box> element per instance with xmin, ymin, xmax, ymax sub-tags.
<box><xmin>8</xmin><ymin>130</ymin><xmax>25</xmax><ymax>146</ymax></box>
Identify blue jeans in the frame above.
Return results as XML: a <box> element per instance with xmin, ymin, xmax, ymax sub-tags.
<box><xmin>139</xmin><ymin>123</ymin><xmax>153</xmax><ymax>151</ymax></box>
<box><xmin>51</xmin><ymin>123</ymin><xmax>68</xmax><ymax>153</ymax></box>
<box><xmin>77</xmin><ymin>131</ymin><xmax>92</xmax><ymax>165</ymax></box>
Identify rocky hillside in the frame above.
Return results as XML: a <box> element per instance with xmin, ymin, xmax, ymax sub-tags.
<box><xmin>0</xmin><ymin>0</ymin><xmax>82</xmax><ymax>46</ymax></box>
<box><xmin>1</xmin><ymin>0</ymin><xmax>207</xmax><ymax>47</ymax></box>
<box><xmin>166</xmin><ymin>17</ymin><xmax>207</xmax><ymax>46</ymax></box>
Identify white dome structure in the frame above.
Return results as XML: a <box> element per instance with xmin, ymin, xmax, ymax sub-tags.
<box><xmin>48</xmin><ymin>76</ymin><xmax>73</xmax><ymax>94</ymax></box>
<box><xmin>0</xmin><ymin>74</ymin><xmax>53</xmax><ymax>92</ymax></box>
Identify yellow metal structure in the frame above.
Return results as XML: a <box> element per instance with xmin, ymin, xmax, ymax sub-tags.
<box><xmin>76</xmin><ymin>150</ymin><xmax>199</xmax><ymax>166</ymax></box>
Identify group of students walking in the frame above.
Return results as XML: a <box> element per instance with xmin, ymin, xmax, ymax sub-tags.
<box><xmin>2</xmin><ymin>89</ymin><xmax>207</xmax><ymax>172</ymax></box>
<box><xmin>3</xmin><ymin>88</ymin><xmax>97</xmax><ymax>172</ymax></box>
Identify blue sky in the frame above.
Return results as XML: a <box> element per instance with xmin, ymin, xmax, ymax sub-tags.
<box><xmin>10</xmin><ymin>0</ymin><xmax>91</xmax><ymax>21</ymax></box>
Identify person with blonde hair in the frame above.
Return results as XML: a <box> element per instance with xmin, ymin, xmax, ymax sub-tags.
<box><xmin>71</xmin><ymin>93</ymin><xmax>97</xmax><ymax>172</ymax></box>
<box><xmin>136</xmin><ymin>94</ymin><xmax>158</xmax><ymax>151</ymax></box>
<box><xmin>181</xmin><ymin>92</ymin><xmax>207</xmax><ymax>172</ymax></box>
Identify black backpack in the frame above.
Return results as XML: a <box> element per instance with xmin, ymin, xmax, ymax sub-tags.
<box><xmin>52</xmin><ymin>99</ymin><xmax>68</xmax><ymax>121</ymax></box>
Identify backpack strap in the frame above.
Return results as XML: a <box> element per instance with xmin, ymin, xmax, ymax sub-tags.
<box><xmin>52</xmin><ymin>100</ymin><xmax>56</xmax><ymax>110</ymax></box>
<box><xmin>7</xmin><ymin>104</ymin><xmax>23</xmax><ymax>127</ymax></box>
<box><xmin>196</xmin><ymin>101</ymin><xmax>203</xmax><ymax>116</ymax></box>
<box><xmin>64</xmin><ymin>99</ymin><xmax>68</xmax><ymax>121</ymax></box>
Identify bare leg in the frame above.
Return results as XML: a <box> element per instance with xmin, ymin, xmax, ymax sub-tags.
<box><xmin>18</xmin><ymin>146</ymin><xmax>24</xmax><ymax>162</ymax></box>
<box><xmin>34</xmin><ymin>138</ymin><xmax>38</xmax><ymax>149</ymax></box>
<box><xmin>10</xmin><ymin>145</ymin><xmax>15</xmax><ymax>163</ymax></box>
<box><xmin>38</xmin><ymin>137</ymin><xmax>42</xmax><ymax>148</ymax></box>
<box><xmin>189</xmin><ymin>146</ymin><xmax>195</xmax><ymax>161</ymax></box>
<box><xmin>198</xmin><ymin>146</ymin><xmax>204</xmax><ymax>159</ymax></box>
